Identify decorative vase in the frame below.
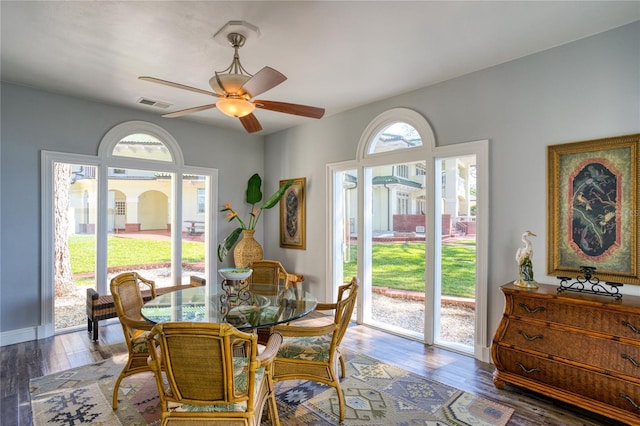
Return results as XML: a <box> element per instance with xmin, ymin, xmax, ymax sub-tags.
<box><xmin>233</xmin><ymin>230</ymin><xmax>263</xmax><ymax>268</ymax></box>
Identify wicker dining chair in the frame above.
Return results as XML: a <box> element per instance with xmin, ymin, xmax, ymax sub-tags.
<box><xmin>248</xmin><ymin>259</ymin><xmax>287</xmax><ymax>290</ymax></box>
<box><xmin>249</xmin><ymin>259</ymin><xmax>297</xmax><ymax>344</ymax></box>
<box><xmin>110</xmin><ymin>271</ymin><xmax>156</xmax><ymax>410</ymax></box>
<box><xmin>146</xmin><ymin>322</ymin><xmax>282</xmax><ymax>426</ymax></box>
<box><xmin>272</xmin><ymin>277</ymin><xmax>358</xmax><ymax>422</ymax></box>
<box><xmin>248</xmin><ymin>259</ymin><xmax>304</xmax><ymax>290</ymax></box>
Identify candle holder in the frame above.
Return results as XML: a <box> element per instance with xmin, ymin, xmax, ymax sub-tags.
<box><xmin>557</xmin><ymin>266</ymin><xmax>623</xmax><ymax>300</ymax></box>
<box><xmin>219</xmin><ymin>279</ymin><xmax>252</xmax><ymax>315</ymax></box>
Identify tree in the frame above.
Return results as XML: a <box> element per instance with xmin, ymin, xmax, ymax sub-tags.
<box><xmin>54</xmin><ymin>162</ymin><xmax>76</xmax><ymax>297</ymax></box>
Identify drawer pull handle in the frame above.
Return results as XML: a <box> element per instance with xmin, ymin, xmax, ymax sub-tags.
<box><xmin>622</xmin><ymin>320</ymin><xmax>640</xmax><ymax>334</ymax></box>
<box><xmin>622</xmin><ymin>353</ymin><xmax>640</xmax><ymax>368</ymax></box>
<box><xmin>518</xmin><ymin>330</ymin><xmax>543</xmax><ymax>341</ymax></box>
<box><xmin>620</xmin><ymin>393</ymin><xmax>640</xmax><ymax>410</ymax></box>
<box><xmin>515</xmin><ymin>361</ymin><xmax>540</xmax><ymax>375</ymax></box>
<box><xmin>518</xmin><ymin>303</ymin><xmax>545</xmax><ymax>314</ymax></box>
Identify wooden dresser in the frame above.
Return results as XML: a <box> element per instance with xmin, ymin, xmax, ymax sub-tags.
<box><xmin>491</xmin><ymin>282</ymin><xmax>640</xmax><ymax>424</ymax></box>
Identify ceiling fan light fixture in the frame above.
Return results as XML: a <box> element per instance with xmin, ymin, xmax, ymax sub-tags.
<box><xmin>140</xmin><ymin>20</ymin><xmax>324</xmax><ymax>132</ymax></box>
<box><xmin>210</xmin><ymin>73</ymin><xmax>251</xmax><ymax>96</ymax></box>
<box><xmin>216</xmin><ymin>97</ymin><xmax>255</xmax><ymax>118</ymax></box>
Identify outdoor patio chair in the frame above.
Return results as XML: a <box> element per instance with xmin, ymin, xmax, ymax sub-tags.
<box><xmin>110</xmin><ymin>271</ymin><xmax>156</xmax><ymax>410</ymax></box>
<box><xmin>272</xmin><ymin>277</ymin><xmax>358</xmax><ymax>422</ymax></box>
<box><xmin>146</xmin><ymin>322</ymin><xmax>282</xmax><ymax>426</ymax></box>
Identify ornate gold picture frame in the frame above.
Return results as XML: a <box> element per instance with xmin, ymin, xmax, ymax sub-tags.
<box><xmin>547</xmin><ymin>133</ymin><xmax>640</xmax><ymax>284</ymax></box>
<box><xmin>280</xmin><ymin>177</ymin><xmax>306</xmax><ymax>249</ymax></box>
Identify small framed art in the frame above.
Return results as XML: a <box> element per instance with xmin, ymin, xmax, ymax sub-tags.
<box><xmin>280</xmin><ymin>177</ymin><xmax>306</xmax><ymax>249</ymax></box>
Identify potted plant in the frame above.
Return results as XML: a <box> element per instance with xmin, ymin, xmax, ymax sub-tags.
<box><xmin>218</xmin><ymin>173</ymin><xmax>293</xmax><ymax>266</ymax></box>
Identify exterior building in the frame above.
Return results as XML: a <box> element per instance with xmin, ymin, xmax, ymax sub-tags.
<box><xmin>344</xmin><ymin>128</ymin><xmax>476</xmax><ymax>237</ymax></box>
<box><xmin>68</xmin><ymin>134</ymin><xmax>205</xmax><ymax>235</ymax></box>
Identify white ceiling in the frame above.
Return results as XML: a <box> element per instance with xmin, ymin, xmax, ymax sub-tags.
<box><xmin>2</xmin><ymin>1</ymin><xmax>638</xmax><ymax>135</ymax></box>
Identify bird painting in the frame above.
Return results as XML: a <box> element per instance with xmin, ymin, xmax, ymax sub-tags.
<box><xmin>514</xmin><ymin>230</ymin><xmax>538</xmax><ymax>288</ymax></box>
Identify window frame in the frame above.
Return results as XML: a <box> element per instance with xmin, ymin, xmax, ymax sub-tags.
<box><xmin>327</xmin><ymin>108</ymin><xmax>491</xmax><ymax>361</ymax></box>
<box><xmin>40</xmin><ymin>121</ymin><xmax>217</xmax><ymax>338</ymax></box>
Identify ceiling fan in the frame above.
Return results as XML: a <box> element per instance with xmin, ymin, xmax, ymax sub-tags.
<box><xmin>139</xmin><ymin>24</ymin><xmax>325</xmax><ymax>134</ymax></box>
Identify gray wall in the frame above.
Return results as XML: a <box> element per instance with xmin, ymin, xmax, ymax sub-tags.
<box><xmin>1</xmin><ymin>22</ymin><xmax>638</xmax><ymax>346</ymax></box>
<box><xmin>262</xmin><ymin>22</ymin><xmax>640</xmax><ymax>346</ymax></box>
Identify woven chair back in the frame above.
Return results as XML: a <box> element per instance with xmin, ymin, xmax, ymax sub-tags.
<box><xmin>111</xmin><ymin>272</ymin><xmax>155</xmax><ymax>328</ymax></box>
<box><xmin>249</xmin><ymin>260</ymin><xmax>286</xmax><ymax>287</ymax></box>
<box><xmin>332</xmin><ymin>277</ymin><xmax>359</xmax><ymax>349</ymax></box>
<box><xmin>150</xmin><ymin>322</ymin><xmax>259</xmax><ymax>406</ymax></box>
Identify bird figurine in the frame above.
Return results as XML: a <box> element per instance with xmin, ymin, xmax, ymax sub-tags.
<box><xmin>514</xmin><ymin>230</ymin><xmax>538</xmax><ymax>288</ymax></box>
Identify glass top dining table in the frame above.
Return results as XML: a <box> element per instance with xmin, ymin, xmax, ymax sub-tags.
<box><xmin>140</xmin><ymin>283</ymin><xmax>318</xmax><ymax>331</ymax></box>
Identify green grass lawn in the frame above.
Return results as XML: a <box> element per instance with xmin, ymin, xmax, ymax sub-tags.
<box><xmin>68</xmin><ymin>235</ymin><xmax>475</xmax><ymax>298</ymax></box>
<box><xmin>342</xmin><ymin>239</ymin><xmax>476</xmax><ymax>298</ymax></box>
<box><xmin>69</xmin><ymin>235</ymin><xmax>204</xmax><ymax>274</ymax></box>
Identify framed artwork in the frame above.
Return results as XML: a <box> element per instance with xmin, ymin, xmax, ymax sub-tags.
<box><xmin>547</xmin><ymin>133</ymin><xmax>639</xmax><ymax>284</ymax></box>
<box><xmin>280</xmin><ymin>177</ymin><xmax>306</xmax><ymax>249</ymax></box>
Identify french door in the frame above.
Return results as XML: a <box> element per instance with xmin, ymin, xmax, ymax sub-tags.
<box><xmin>328</xmin><ymin>109</ymin><xmax>489</xmax><ymax>360</ymax></box>
<box><xmin>42</xmin><ymin>121</ymin><xmax>217</xmax><ymax>337</ymax></box>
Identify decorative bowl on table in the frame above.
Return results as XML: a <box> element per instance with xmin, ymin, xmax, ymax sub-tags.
<box><xmin>218</xmin><ymin>267</ymin><xmax>253</xmax><ymax>281</ymax></box>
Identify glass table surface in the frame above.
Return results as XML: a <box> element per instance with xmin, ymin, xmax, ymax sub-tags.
<box><xmin>140</xmin><ymin>283</ymin><xmax>317</xmax><ymax>331</ymax></box>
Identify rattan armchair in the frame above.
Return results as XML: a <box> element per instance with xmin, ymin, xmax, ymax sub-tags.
<box><xmin>110</xmin><ymin>271</ymin><xmax>156</xmax><ymax>410</ymax></box>
<box><xmin>248</xmin><ymin>259</ymin><xmax>304</xmax><ymax>344</ymax></box>
<box><xmin>272</xmin><ymin>277</ymin><xmax>358</xmax><ymax>422</ymax></box>
<box><xmin>248</xmin><ymin>259</ymin><xmax>304</xmax><ymax>290</ymax></box>
<box><xmin>146</xmin><ymin>322</ymin><xmax>282</xmax><ymax>426</ymax></box>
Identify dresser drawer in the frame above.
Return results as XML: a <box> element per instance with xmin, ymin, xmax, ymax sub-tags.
<box><xmin>500</xmin><ymin>320</ymin><xmax>640</xmax><ymax>378</ymax></box>
<box><xmin>494</xmin><ymin>347</ymin><xmax>640</xmax><ymax>413</ymax></box>
<box><xmin>509</xmin><ymin>295</ymin><xmax>640</xmax><ymax>342</ymax></box>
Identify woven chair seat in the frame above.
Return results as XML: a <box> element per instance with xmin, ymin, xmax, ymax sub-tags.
<box><xmin>130</xmin><ymin>331</ymin><xmax>151</xmax><ymax>354</ymax></box>
<box><xmin>277</xmin><ymin>335</ymin><xmax>332</xmax><ymax>362</ymax></box>
<box><xmin>168</xmin><ymin>358</ymin><xmax>266</xmax><ymax>413</ymax></box>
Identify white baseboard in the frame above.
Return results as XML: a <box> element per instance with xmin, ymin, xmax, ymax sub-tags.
<box><xmin>475</xmin><ymin>344</ymin><xmax>492</xmax><ymax>363</ymax></box>
<box><xmin>0</xmin><ymin>326</ymin><xmax>38</xmax><ymax>347</ymax></box>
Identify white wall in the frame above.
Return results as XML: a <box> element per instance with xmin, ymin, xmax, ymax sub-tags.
<box><xmin>0</xmin><ymin>83</ymin><xmax>266</xmax><ymax>335</ymax></box>
<box><xmin>263</xmin><ymin>22</ymin><xmax>640</xmax><ymax>347</ymax></box>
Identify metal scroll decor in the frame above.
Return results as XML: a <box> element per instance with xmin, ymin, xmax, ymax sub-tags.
<box><xmin>557</xmin><ymin>266</ymin><xmax>623</xmax><ymax>300</ymax></box>
<box><xmin>219</xmin><ymin>279</ymin><xmax>252</xmax><ymax>315</ymax></box>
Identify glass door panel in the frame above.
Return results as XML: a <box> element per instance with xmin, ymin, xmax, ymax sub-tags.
<box><xmin>435</xmin><ymin>155</ymin><xmax>476</xmax><ymax>352</ymax></box>
<box><xmin>364</xmin><ymin>160</ymin><xmax>426</xmax><ymax>339</ymax></box>
<box><xmin>181</xmin><ymin>173</ymin><xmax>207</xmax><ymax>285</ymax></box>
<box><xmin>54</xmin><ymin>162</ymin><xmax>98</xmax><ymax>331</ymax></box>
<box><xmin>334</xmin><ymin>169</ymin><xmax>359</xmax><ymax>319</ymax></box>
<box><xmin>107</xmin><ymin>167</ymin><xmax>172</xmax><ymax>290</ymax></box>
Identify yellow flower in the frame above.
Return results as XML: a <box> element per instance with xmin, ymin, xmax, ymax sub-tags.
<box><xmin>226</xmin><ymin>211</ymin><xmax>237</xmax><ymax>220</ymax></box>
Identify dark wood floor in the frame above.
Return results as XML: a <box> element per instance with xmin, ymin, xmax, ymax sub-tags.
<box><xmin>0</xmin><ymin>318</ymin><xmax>627</xmax><ymax>426</ymax></box>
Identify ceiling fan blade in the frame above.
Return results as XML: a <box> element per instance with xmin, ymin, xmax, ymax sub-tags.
<box><xmin>255</xmin><ymin>100</ymin><xmax>325</xmax><ymax>119</ymax></box>
<box><xmin>239</xmin><ymin>113</ymin><xmax>263</xmax><ymax>133</ymax></box>
<box><xmin>139</xmin><ymin>76</ymin><xmax>219</xmax><ymax>97</ymax></box>
<box><xmin>162</xmin><ymin>104</ymin><xmax>217</xmax><ymax>118</ymax></box>
<box><xmin>241</xmin><ymin>67</ymin><xmax>287</xmax><ymax>98</ymax></box>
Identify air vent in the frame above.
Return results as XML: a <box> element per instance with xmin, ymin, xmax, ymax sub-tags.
<box><xmin>137</xmin><ymin>97</ymin><xmax>172</xmax><ymax>109</ymax></box>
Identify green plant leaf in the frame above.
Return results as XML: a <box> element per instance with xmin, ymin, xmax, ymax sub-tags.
<box><xmin>246</xmin><ymin>173</ymin><xmax>262</xmax><ymax>205</ymax></box>
<box><xmin>261</xmin><ymin>180</ymin><xmax>293</xmax><ymax>209</ymax></box>
<box><xmin>217</xmin><ymin>227</ymin><xmax>243</xmax><ymax>262</ymax></box>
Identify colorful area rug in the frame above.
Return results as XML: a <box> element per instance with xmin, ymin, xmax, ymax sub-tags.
<box><xmin>30</xmin><ymin>352</ymin><xmax>513</xmax><ymax>426</ymax></box>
